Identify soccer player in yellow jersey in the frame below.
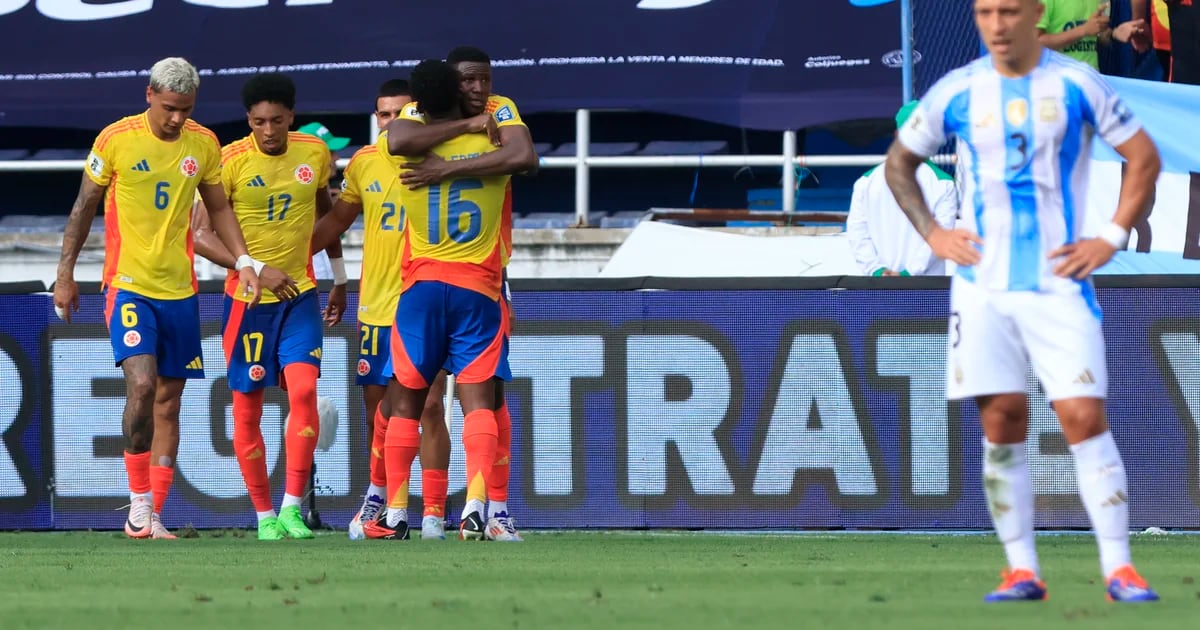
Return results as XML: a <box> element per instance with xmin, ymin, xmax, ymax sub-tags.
<box><xmin>388</xmin><ymin>45</ymin><xmax>538</xmax><ymax>541</ymax></box>
<box><xmin>194</xmin><ymin>73</ymin><xmax>339</xmax><ymax>540</ymax></box>
<box><xmin>380</xmin><ymin>59</ymin><xmax>513</xmax><ymax>541</ymax></box>
<box><xmin>311</xmin><ymin>79</ymin><xmax>460</xmax><ymax>541</ymax></box>
<box><xmin>53</xmin><ymin>57</ymin><xmax>261</xmax><ymax>539</ymax></box>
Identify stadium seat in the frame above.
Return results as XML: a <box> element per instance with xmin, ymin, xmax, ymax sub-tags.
<box><xmin>0</xmin><ymin>214</ymin><xmax>69</xmax><ymax>233</ymax></box>
<box><xmin>0</xmin><ymin>149</ymin><xmax>31</xmax><ymax>161</ymax></box>
<box><xmin>31</xmin><ymin>148</ymin><xmax>89</xmax><ymax>160</ymax></box>
<box><xmin>515</xmin><ymin>212</ymin><xmax>579</xmax><ymax>229</ymax></box>
<box><xmin>636</xmin><ymin>140</ymin><xmax>729</xmax><ymax>156</ymax></box>
<box><xmin>599</xmin><ymin>210</ymin><xmax>648</xmax><ymax>228</ymax></box>
<box><xmin>337</xmin><ymin>145</ymin><xmax>361</xmax><ymax>159</ymax></box>
<box><xmin>532</xmin><ymin>142</ymin><xmax>553</xmax><ymax>156</ymax></box>
<box><xmin>546</xmin><ymin>142</ymin><xmax>641</xmax><ymax>157</ymax></box>
<box><xmin>747</xmin><ymin>187</ymin><xmax>852</xmax><ymax>213</ymax></box>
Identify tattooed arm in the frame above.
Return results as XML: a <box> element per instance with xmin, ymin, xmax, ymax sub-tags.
<box><xmin>885</xmin><ymin>141</ymin><xmax>981</xmax><ymax>267</ymax></box>
<box><xmin>53</xmin><ymin>173</ymin><xmax>107</xmax><ymax>323</ymax></box>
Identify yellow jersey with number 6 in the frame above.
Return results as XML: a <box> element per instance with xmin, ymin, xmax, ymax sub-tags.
<box><xmin>87</xmin><ymin>113</ymin><xmax>222</xmax><ymax>299</ymax></box>
<box><xmin>220</xmin><ymin>132</ymin><xmax>331</xmax><ymax>304</ymax></box>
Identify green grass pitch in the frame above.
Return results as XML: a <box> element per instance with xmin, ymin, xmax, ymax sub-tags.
<box><xmin>1</xmin><ymin>531</ymin><xmax>1197</xmax><ymax>629</ymax></box>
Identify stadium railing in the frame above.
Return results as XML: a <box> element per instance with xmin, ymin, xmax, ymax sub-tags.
<box><xmin>0</xmin><ymin>109</ymin><xmax>953</xmax><ymax>228</ymax></box>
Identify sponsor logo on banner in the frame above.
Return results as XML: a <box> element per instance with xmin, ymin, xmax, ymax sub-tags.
<box><xmin>636</xmin><ymin>0</ymin><xmax>713</xmax><ymax>9</ymax></box>
<box><xmin>14</xmin><ymin>1</ymin><xmax>337</xmax><ymax>22</ymax></box>
<box><xmin>881</xmin><ymin>49</ymin><xmax>922</xmax><ymax>68</ymax></box>
<box><xmin>295</xmin><ymin>164</ymin><xmax>314</xmax><ymax>185</ymax></box>
<box><xmin>179</xmin><ymin>156</ymin><xmax>199</xmax><ymax>178</ymax></box>
<box><xmin>804</xmin><ymin>55</ymin><xmax>871</xmax><ymax>69</ymax></box>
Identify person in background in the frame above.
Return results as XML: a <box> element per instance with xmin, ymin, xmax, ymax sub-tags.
<box><xmin>846</xmin><ymin>101</ymin><xmax>958</xmax><ymax>277</ymax></box>
<box><xmin>1037</xmin><ymin>0</ymin><xmax>1149</xmax><ymax>70</ymax></box>
<box><xmin>1164</xmin><ymin>0</ymin><xmax>1200</xmax><ymax>84</ymax></box>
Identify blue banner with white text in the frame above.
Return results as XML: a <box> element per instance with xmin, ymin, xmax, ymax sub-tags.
<box><xmin>0</xmin><ymin>0</ymin><xmax>903</xmax><ymax>130</ymax></box>
<box><xmin>2</xmin><ymin>284</ymin><xmax>1199</xmax><ymax>530</ymax></box>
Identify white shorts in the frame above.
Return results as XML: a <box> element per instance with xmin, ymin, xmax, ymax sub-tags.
<box><xmin>946</xmin><ymin>277</ymin><xmax>1107</xmax><ymax>401</ymax></box>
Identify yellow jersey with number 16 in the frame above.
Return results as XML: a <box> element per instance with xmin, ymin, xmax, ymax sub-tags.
<box><xmin>86</xmin><ymin>113</ymin><xmax>222</xmax><ymax>300</ymax></box>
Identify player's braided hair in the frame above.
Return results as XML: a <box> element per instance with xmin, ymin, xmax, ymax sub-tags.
<box><xmin>241</xmin><ymin>72</ymin><xmax>296</xmax><ymax>112</ymax></box>
<box><xmin>410</xmin><ymin>60</ymin><xmax>460</xmax><ymax>118</ymax></box>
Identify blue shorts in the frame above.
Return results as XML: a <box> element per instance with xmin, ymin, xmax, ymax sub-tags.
<box><xmin>106</xmin><ymin>288</ymin><xmax>204</xmax><ymax>379</ymax></box>
<box><xmin>356</xmin><ymin>323</ymin><xmax>393</xmax><ymax>387</ymax></box>
<box><xmin>222</xmin><ymin>289</ymin><xmax>322</xmax><ymax>393</ymax></box>
<box><xmin>390</xmin><ymin>281</ymin><xmax>510</xmax><ymax>388</ymax></box>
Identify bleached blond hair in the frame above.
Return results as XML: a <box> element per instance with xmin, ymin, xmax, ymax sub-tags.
<box><xmin>148</xmin><ymin>57</ymin><xmax>199</xmax><ymax>95</ymax></box>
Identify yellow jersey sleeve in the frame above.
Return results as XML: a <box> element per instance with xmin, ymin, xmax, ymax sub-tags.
<box><xmin>339</xmin><ymin>146</ymin><xmax>374</xmax><ymax>206</ymax></box>
<box><xmin>398</xmin><ymin>103</ymin><xmax>427</xmax><ymax>124</ymax></box>
<box><xmin>486</xmin><ymin>95</ymin><xmax>525</xmax><ymax>128</ymax></box>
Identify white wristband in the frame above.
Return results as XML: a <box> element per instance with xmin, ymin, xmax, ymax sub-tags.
<box><xmin>252</xmin><ymin>259</ymin><xmax>266</xmax><ymax>275</ymax></box>
<box><xmin>330</xmin><ymin>257</ymin><xmax>348</xmax><ymax>286</ymax></box>
<box><xmin>235</xmin><ymin>254</ymin><xmax>254</xmax><ymax>271</ymax></box>
<box><xmin>1097</xmin><ymin>222</ymin><xmax>1129</xmax><ymax>250</ymax></box>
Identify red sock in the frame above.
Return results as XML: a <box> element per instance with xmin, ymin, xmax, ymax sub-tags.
<box><xmin>149</xmin><ymin>465</ymin><xmax>174</xmax><ymax>515</ymax></box>
<box><xmin>369</xmin><ymin>406</ymin><xmax>388</xmax><ymax>488</ymax></box>
<box><xmin>385</xmin><ymin>417</ymin><xmax>420</xmax><ymax>512</ymax></box>
<box><xmin>422</xmin><ymin>469</ymin><xmax>448</xmax><ymax>518</ymax></box>
<box><xmin>283</xmin><ymin>363</ymin><xmax>320</xmax><ymax>498</ymax></box>
<box><xmin>488</xmin><ymin>403</ymin><xmax>512</xmax><ymax>503</ymax></box>
<box><xmin>463</xmin><ymin>409</ymin><xmax>498</xmax><ymax>505</ymax></box>
<box><xmin>124</xmin><ymin>451</ymin><xmax>151</xmax><ymax>495</ymax></box>
<box><xmin>233</xmin><ymin>389</ymin><xmax>273</xmax><ymax>512</ymax></box>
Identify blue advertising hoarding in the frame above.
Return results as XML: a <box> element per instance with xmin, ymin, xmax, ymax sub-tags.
<box><xmin>2</xmin><ymin>283</ymin><xmax>1199</xmax><ymax>531</ymax></box>
<box><xmin>0</xmin><ymin>0</ymin><xmax>905</xmax><ymax>131</ymax></box>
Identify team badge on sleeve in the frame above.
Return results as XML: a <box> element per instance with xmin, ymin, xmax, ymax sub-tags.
<box><xmin>87</xmin><ymin>152</ymin><xmax>105</xmax><ymax>177</ymax></box>
<box><xmin>180</xmin><ymin>156</ymin><xmax>199</xmax><ymax>177</ymax></box>
<box><xmin>295</xmin><ymin>164</ymin><xmax>314</xmax><ymax>185</ymax></box>
<box><xmin>494</xmin><ymin>105</ymin><xmax>514</xmax><ymax>122</ymax></box>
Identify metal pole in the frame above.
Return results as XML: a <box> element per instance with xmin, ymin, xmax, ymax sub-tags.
<box><xmin>901</xmin><ymin>0</ymin><xmax>914</xmax><ymax>103</ymax></box>
<box><xmin>575</xmin><ymin>109</ymin><xmax>591</xmax><ymax>226</ymax></box>
<box><xmin>782</xmin><ymin>130</ymin><xmax>797</xmax><ymax>213</ymax></box>
<box><xmin>368</xmin><ymin>112</ymin><xmax>380</xmax><ymax>146</ymax></box>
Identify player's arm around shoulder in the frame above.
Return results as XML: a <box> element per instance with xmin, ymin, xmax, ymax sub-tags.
<box><xmin>385</xmin><ymin>102</ymin><xmax>486</xmax><ymax>156</ymax></box>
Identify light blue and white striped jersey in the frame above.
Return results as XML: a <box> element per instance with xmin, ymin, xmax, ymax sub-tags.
<box><xmin>897</xmin><ymin>49</ymin><xmax>1141</xmax><ymax>295</ymax></box>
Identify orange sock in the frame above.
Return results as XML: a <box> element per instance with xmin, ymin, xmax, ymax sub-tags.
<box><xmin>369</xmin><ymin>406</ymin><xmax>388</xmax><ymax>488</ymax></box>
<box><xmin>124</xmin><ymin>450</ymin><xmax>151</xmax><ymax>495</ymax></box>
<box><xmin>385</xmin><ymin>417</ymin><xmax>420</xmax><ymax>513</ymax></box>
<box><xmin>488</xmin><ymin>403</ymin><xmax>512</xmax><ymax>503</ymax></box>
<box><xmin>149</xmin><ymin>465</ymin><xmax>174</xmax><ymax>514</ymax></box>
<box><xmin>283</xmin><ymin>363</ymin><xmax>320</xmax><ymax>498</ymax></box>
<box><xmin>233</xmin><ymin>389</ymin><xmax>273</xmax><ymax>513</ymax></box>
<box><xmin>463</xmin><ymin>408</ymin><xmax>498</xmax><ymax>505</ymax></box>
<box><xmin>422</xmin><ymin>469</ymin><xmax>448</xmax><ymax>518</ymax></box>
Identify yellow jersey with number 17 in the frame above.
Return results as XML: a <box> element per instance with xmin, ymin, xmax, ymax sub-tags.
<box><xmin>220</xmin><ymin>132</ymin><xmax>331</xmax><ymax>304</ymax></box>
<box><xmin>387</xmin><ymin>132</ymin><xmax>509</xmax><ymax>301</ymax></box>
<box><xmin>340</xmin><ymin>136</ymin><xmax>406</xmax><ymax>326</ymax></box>
<box><xmin>87</xmin><ymin>113</ymin><xmax>222</xmax><ymax>300</ymax></box>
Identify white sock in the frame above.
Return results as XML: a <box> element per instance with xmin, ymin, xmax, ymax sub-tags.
<box><xmin>386</xmin><ymin>507</ymin><xmax>408</xmax><ymax>528</ymax></box>
<box><xmin>488</xmin><ymin>501</ymin><xmax>508</xmax><ymax>519</ymax></box>
<box><xmin>462</xmin><ymin>499</ymin><xmax>485</xmax><ymax>521</ymax></box>
<box><xmin>1070</xmin><ymin>431</ymin><xmax>1132</xmax><ymax>577</ymax></box>
<box><xmin>130</xmin><ymin>491</ymin><xmax>152</xmax><ymax>504</ymax></box>
<box><xmin>983</xmin><ymin>440</ymin><xmax>1040</xmax><ymax>577</ymax></box>
<box><xmin>281</xmin><ymin>493</ymin><xmax>303</xmax><ymax>510</ymax></box>
<box><xmin>256</xmin><ymin>509</ymin><xmax>277</xmax><ymax>523</ymax></box>
<box><xmin>366</xmin><ymin>484</ymin><xmax>386</xmax><ymax>502</ymax></box>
